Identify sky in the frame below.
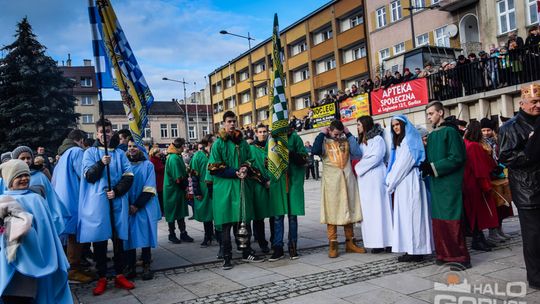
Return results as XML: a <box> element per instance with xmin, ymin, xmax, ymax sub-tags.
<box><xmin>0</xmin><ymin>0</ymin><xmax>330</xmax><ymax>101</ymax></box>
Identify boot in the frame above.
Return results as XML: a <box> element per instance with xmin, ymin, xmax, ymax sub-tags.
<box><xmin>269</xmin><ymin>246</ymin><xmax>284</xmax><ymax>262</ymax></box>
<box><xmin>472</xmin><ymin>230</ymin><xmax>492</xmax><ymax>252</ymax></box>
<box><xmin>168</xmin><ymin>222</ymin><xmax>181</xmax><ymax>244</ymax></box>
<box><xmin>329</xmin><ymin>240</ymin><xmax>339</xmax><ymax>258</ymax></box>
<box><xmin>180</xmin><ymin>231</ymin><xmax>194</xmax><ymax>243</ymax></box>
<box><xmin>288</xmin><ymin>242</ymin><xmax>299</xmax><ymax>260</ymax></box>
<box><xmin>479</xmin><ymin>231</ymin><xmax>496</xmax><ymax>248</ymax></box>
<box><xmin>488</xmin><ymin>228</ymin><xmax>505</xmax><ymax>243</ymax></box>
<box><xmin>123</xmin><ymin>265</ymin><xmax>137</xmax><ymax>279</ymax></box>
<box><xmin>68</xmin><ymin>269</ymin><xmax>94</xmax><ymax>284</ymax></box>
<box><xmin>344</xmin><ymin>224</ymin><xmax>366</xmax><ymax>253</ymax></box>
<box><xmin>141</xmin><ymin>264</ymin><xmax>154</xmax><ymax>281</ymax></box>
<box><xmin>222</xmin><ymin>256</ymin><xmax>233</xmax><ymax>270</ymax></box>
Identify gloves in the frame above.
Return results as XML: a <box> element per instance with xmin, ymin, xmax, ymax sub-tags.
<box><xmin>420</xmin><ymin>161</ymin><xmax>434</xmax><ymax>177</ymax></box>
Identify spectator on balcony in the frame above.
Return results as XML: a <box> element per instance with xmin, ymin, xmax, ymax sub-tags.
<box><xmin>374</xmin><ymin>76</ymin><xmax>382</xmax><ymax>90</ymax></box>
<box><xmin>508</xmin><ymin>37</ymin><xmax>523</xmax><ymax>85</ymax></box>
<box><xmin>402</xmin><ymin>68</ymin><xmax>415</xmax><ymax>82</ymax></box>
<box><xmin>488</xmin><ymin>46</ymin><xmax>500</xmax><ymax>89</ymax></box>
<box><xmin>498</xmin><ymin>46</ymin><xmax>510</xmax><ymax>87</ymax></box>
<box><xmin>414</xmin><ymin>67</ymin><xmax>422</xmax><ymax>78</ymax></box>
<box><xmin>320</xmin><ymin>94</ymin><xmax>334</xmax><ymax>106</ymax></box>
<box><xmin>418</xmin><ymin>63</ymin><xmax>434</xmax><ymax>78</ymax></box>
<box><xmin>350</xmin><ymin>84</ymin><xmax>359</xmax><ymax>96</ymax></box>
<box><xmin>382</xmin><ymin>70</ymin><xmax>395</xmax><ymax>89</ymax></box>
<box><xmin>525</xmin><ymin>26</ymin><xmax>540</xmax><ymax>82</ymax></box>
<box><xmin>336</xmin><ymin>90</ymin><xmax>348</xmax><ymax>103</ymax></box>
<box><xmin>507</xmin><ymin>30</ymin><xmax>524</xmax><ymax>50</ymax></box>
<box><xmin>358</xmin><ymin>80</ymin><xmax>367</xmax><ymax>94</ymax></box>
<box><xmin>364</xmin><ymin>78</ymin><xmax>374</xmax><ymax>93</ymax></box>
<box><xmin>394</xmin><ymin>71</ymin><xmax>403</xmax><ymax>84</ymax></box>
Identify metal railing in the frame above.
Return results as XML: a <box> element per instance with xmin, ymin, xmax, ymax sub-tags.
<box><xmin>426</xmin><ymin>43</ymin><xmax>540</xmax><ymax>101</ymax></box>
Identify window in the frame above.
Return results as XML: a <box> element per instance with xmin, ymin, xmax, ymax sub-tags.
<box><xmin>225</xmin><ymin>77</ymin><xmax>235</xmax><ymax>88</ymax></box>
<box><xmin>87</xmin><ymin>132</ymin><xmax>94</xmax><ymax>139</ymax></box>
<box><xmin>240</xmin><ymin>91</ymin><xmax>250</xmax><ymax>104</ymax></box>
<box><xmin>379</xmin><ymin>48</ymin><xmax>390</xmax><ymax>61</ymax></box>
<box><xmin>432</xmin><ymin>0</ymin><xmax>440</xmax><ymax>3</ymax></box>
<box><xmin>528</xmin><ymin>0</ymin><xmax>538</xmax><ymax>25</ymax></box>
<box><xmin>122</xmin><ymin>124</ymin><xmax>129</xmax><ymax>130</ymax></box>
<box><xmin>497</xmin><ymin>0</ymin><xmax>516</xmax><ymax>34</ymax></box>
<box><xmin>294</xmin><ymin>95</ymin><xmax>311</xmax><ymax>110</ymax></box>
<box><xmin>316</xmin><ymin>57</ymin><xmax>336</xmax><ymax>74</ymax></box>
<box><xmin>313</xmin><ymin>27</ymin><xmax>333</xmax><ymax>45</ymax></box>
<box><xmin>416</xmin><ymin>33</ymin><xmax>429</xmax><ymax>46</ymax></box>
<box><xmin>81</xmin><ymin>114</ymin><xmax>94</xmax><ymax>124</ymax></box>
<box><xmin>343</xmin><ymin>45</ymin><xmax>366</xmax><ymax>64</ymax></box>
<box><xmin>160</xmin><ymin>124</ymin><xmax>168</xmax><ymax>138</ymax></box>
<box><xmin>412</xmin><ymin>0</ymin><xmax>426</xmax><ymax>12</ymax></box>
<box><xmin>170</xmin><ymin>124</ymin><xmax>178</xmax><ymax>138</ymax></box>
<box><xmin>340</xmin><ymin>13</ymin><xmax>363</xmax><ymax>32</ymax></box>
<box><xmin>376</xmin><ymin>7</ymin><xmax>387</xmax><ymax>28</ymax></box>
<box><xmin>226</xmin><ymin>97</ymin><xmax>236</xmax><ymax>109</ymax></box>
<box><xmin>241</xmin><ymin>114</ymin><xmax>252</xmax><ymax>125</ymax></box>
<box><xmin>254</xmin><ymin>61</ymin><xmax>266</xmax><ymax>74</ymax></box>
<box><xmin>434</xmin><ymin>26</ymin><xmax>450</xmax><ymax>47</ymax></box>
<box><xmin>202</xmin><ymin>125</ymin><xmax>209</xmax><ymax>136</ymax></box>
<box><xmin>238</xmin><ymin>70</ymin><xmax>249</xmax><ymax>81</ymax></box>
<box><xmin>112</xmin><ymin>124</ymin><xmax>119</xmax><ymax>131</ymax></box>
<box><xmin>256</xmin><ymin>85</ymin><xmax>268</xmax><ymax>98</ymax></box>
<box><xmin>391</xmin><ymin>1</ymin><xmax>402</xmax><ymax>22</ymax></box>
<box><xmin>292</xmin><ymin>67</ymin><xmax>310</xmax><ymax>83</ymax></box>
<box><xmin>317</xmin><ymin>86</ymin><xmax>337</xmax><ymax>101</ymax></box>
<box><xmin>393</xmin><ymin>42</ymin><xmax>405</xmax><ymax>55</ymax></box>
<box><xmin>81</xmin><ymin>96</ymin><xmax>93</xmax><ymax>105</ymax></box>
<box><xmin>213</xmin><ymin>83</ymin><xmax>222</xmax><ymax>94</ymax></box>
<box><xmin>144</xmin><ymin>127</ymin><xmax>151</xmax><ymax>138</ymax></box>
<box><xmin>257</xmin><ymin>108</ymin><xmax>269</xmax><ymax>121</ymax></box>
<box><xmin>188</xmin><ymin>126</ymin><xmax>196</xmax><ymax>140</ymax></box>
<box><xmin>290</xmin><ymin>40</ymin><xmax>307</xmax><ymax>56</ymax></box>
<box><xmin>80</xmin><ymin>77</ymin><xmax>92</xmax><ymax>87</ymax></box>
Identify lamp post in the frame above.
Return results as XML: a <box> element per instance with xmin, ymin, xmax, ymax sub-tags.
<box><xmin>163</xmin><ymin>77</ymin><xmax>190</xmax><ymax>142</ymax></box>
<box><xmin>405</xmin><ymin>1</ymin><xmax>441</xmax><ymax>49</ymax></box>
<box><xmin>219</xmin><ymin>30</ymin><xmax>256</xmax><ymax>126</ymax></box>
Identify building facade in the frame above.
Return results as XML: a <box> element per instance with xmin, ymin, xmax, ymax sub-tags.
<box><xmin>209</xmin><ymin>0</ymin><xmax>368</xmax><ymax>128</ymax></box>
<box><xmin>58</xmin><ymin>60</ymin><xmax>99</xmax><ymax>138</ymax></box>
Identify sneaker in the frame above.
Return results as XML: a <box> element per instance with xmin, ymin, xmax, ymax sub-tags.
<box><xmin>269</xmin><ymin>247</ymin><xmax>284</xmax><ymax>262</ymax></box>
<box><xmin>385</xmin><ymin>247</ymin><xmax>392</xmax><ymax>253</ymax></box>
<box><xmin>222</xmin><ymin>257</ymin><xmax>233</xmax><ymax>270</ymax></box>
<box><xmin>68</xmin><ymin>269</ymin><xmax>94</xmax><ymax>284</ymax></box>
<box><xmin>371</xmin><ymin>248</ymin><xmax>385</xmax><ymax>254</ymax></box>
<box><xmin>260</xmin><ymin>245</ymin><xmax>271</xmax><ymax>254</ymax></box>
<box><xmin>141</xmin><ymin>264</ymin><xmax>154</xmax><ymax>281</ymax></box>
<box><xmin>93</xmin><ymin>278</ymin><xmax>108</xmax><ymax>296</ymax></box>
<box><xmin>497</xmin><ymin>229</ymin><xmax>512</xmax><ymax>240</ymax></box>
<box><xmin>200</xmin><ymin>239</ymin><xmax>210</xmax><ymax>248</ymax></box>
<box><xmin>168</xmin><ymin>233</ymin><xmax>181</xmax><ymax>244</ymax></box>
<box><xmin>242</xmin><ymin>254</ymin><xmax>265</xmax><ymax>263</ymax></box>
<box><xmin>180</xmin><ymin>231</ymin><xmax>194</xmax><ymax>243</ymax></box>
<box><xmin>114</xmin><ymin>274</ymin><xmax>135</xmax><ymax>290</ymax></box>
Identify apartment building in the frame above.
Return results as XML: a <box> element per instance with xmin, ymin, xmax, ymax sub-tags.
<box><xmin>209</xmin><ymin>0</ymin><xmax>369</xmax><ymax>128</ymax></box>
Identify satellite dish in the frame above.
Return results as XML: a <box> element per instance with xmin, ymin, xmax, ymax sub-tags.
<box><xmin>445</xmin><ymin>24</ymin><xmax>459</xmax><ymax>38</ymax></box>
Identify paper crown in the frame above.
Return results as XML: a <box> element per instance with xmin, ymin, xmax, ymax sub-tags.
<box><xmin>521</xmin><ymin>83</ymin><xmax>540</xmax><ymax>99</ymax></box>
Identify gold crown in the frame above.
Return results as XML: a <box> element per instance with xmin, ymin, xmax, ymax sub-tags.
<box><xmin>521</xmin><ymin>84</ymin><xmax>540</xmax><ymax>99</ymax></box>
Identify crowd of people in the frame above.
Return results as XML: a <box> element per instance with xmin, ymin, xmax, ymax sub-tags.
<box><xmin>1</xmin><ymin>83</ymin><xmax>539</xmax><ymax>302</ymax></box>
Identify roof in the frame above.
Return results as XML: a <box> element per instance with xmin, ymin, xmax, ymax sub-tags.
<box><xmin>102</xmin><ymin>100</ymin><xmax>211</xmax><ymax>116</ymax></box>
<box><xmin>209</xmin><ymin>0</ymin><xmax>338</xmax><ymax>75</ymax></box>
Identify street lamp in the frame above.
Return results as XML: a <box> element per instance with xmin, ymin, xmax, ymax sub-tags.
<box><xmin>163</xmin><ymin>77</ymin><xmax>190</xmax><ymax>142</ymax></box>
<box><xmin>404</xmin><ymin>2</ymin><xmax>441</xmax><ymax>48</ymax></box>
<box><xmin>220</xmin><ymin>29</ymin><xmax>256</xmax><ymax>126</ymax></box>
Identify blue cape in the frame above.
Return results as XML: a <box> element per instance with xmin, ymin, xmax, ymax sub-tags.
<box><xmin>0</xmin><ymin>190</ymin><xmax>72</xmax><ymax>303</ymax></box>
<box><xmin>124</xmin><ymin>159</ymin><xmax>161</xmax><ymax>250</ymax></box>
<box><xmin>30</xmin><ymin>170</ymin><xmax>70</xmax><ymax>235</ymax></box>
<box><xmin>51</xmin><ymin>146</ymin><xmax>84</xmax><ymax>235</ymax></box>
<box><xmin>387</xmin><ymin>114</ymin><xmax>426</xmax><ymax>172</ymax></box>
<box><xmin>78</xmin><ymin>147</ymin><xmax>133</xmax><ymax>242</ymax></box>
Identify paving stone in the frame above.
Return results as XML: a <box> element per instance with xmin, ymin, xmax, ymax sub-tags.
<box><xmin>343</xmin><ymin>288</ymin><xmax>429</xmax><ymax>304</ymax></box>
<box><xmin>367</xmin><ymin>273</ymin><xmax>433</xmax><ymax>295</ymax></box>
<box><xmin>131</xmin><ymin>276</ymin><xmax>196</xmax><ymax>304</ymax></box>
<box><xmin>182</xmin><ymin>278</ymin><xmax>244</xmax><ymax>297</ymax></box>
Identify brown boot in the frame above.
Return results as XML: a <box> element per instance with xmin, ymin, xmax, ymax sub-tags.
<box><xmin>344</xmin><ymin>224</ymin><xmax>366</xmax><ymax>253</ymax></box>
<box><xmin>329</xmin><ymin>240</ymin><xmax>339</xmax><ymax>258</ymax></box>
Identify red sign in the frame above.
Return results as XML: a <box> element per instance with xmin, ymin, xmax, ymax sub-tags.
<box><xmin>370</xmin><ymin>78</ymin><xmax>429</xmax><ymax>115</ymax></box>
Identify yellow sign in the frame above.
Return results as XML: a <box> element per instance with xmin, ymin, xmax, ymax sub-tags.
<box><xmin>339</xmin><ymin>94</ymin><xmax>370</xmax><ymax>122</ymax></box>
<box><xmin>312</xmin><ymin>103</ymin><xmax>337</xmax><ymax>128</ymax></box>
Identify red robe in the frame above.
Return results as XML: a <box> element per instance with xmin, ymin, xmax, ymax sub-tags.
<box><xmin>463</xmin><ymin>140</ymin><xmax>499</xmax><ymax>230</ymax></box>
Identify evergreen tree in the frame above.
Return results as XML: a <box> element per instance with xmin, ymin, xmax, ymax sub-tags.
<box><xmin>0</xmin><ymin>17</ymin><xmax>78</xmax><ymax>152</ymax></box>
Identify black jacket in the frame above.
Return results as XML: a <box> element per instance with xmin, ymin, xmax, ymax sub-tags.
<box><xmin>498</xmin><ymin>110</ymin><xmax>540</xmax><ymax>210</ymax></box>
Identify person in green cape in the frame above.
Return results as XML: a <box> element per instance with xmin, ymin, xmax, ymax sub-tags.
<box><xmin>421</xmin><ymin>101</ymin><xmax>471</xmax><ymax>269</ymax></box>
<box><xmin>249</xmin><ymin>124</ymin><xmax>272</xmax><ymax>254</ymax></box>
<box><xmin>208</xmin><ymin>111</ymin><xmax>265</xmax><ymax>270</ymax></box>
<box><xmin>163</xmin><ymin>138</ymin><xmax>193</xmax><ymax>244</ymax></box>
<box><xmin>189</xmin><ymin>134</ymin><xmax>215</xmax><ymax>247</ymax></box>
<box><xmin>268</xmin><ymin>125</ymin><xmax>308</xmax><ymax>261</ymax></box>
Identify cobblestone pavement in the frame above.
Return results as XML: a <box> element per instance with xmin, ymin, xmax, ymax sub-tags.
<box><xmin>71</xmin><ymin>180</ymin><xmax>537</xmax><ymax>303</ymax></box>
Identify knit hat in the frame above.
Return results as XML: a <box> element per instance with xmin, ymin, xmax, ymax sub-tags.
<box><xmin>415</xmin><ymin>125</ymin><xmax>429</xmax><ymax>138</ymax></box>
<box><xmin>1</xmin><ymin>152</ymin><xmax>12</xmax><ymax>163</ymax></box>
<box><xmin>480</xmin><ymin>118</ymin><xmax>494</xmax><ymax>130</ymax></box>
<box><xmin>11</xmin><ymin>146</ymin><xmax>33</xmax><ymax>160</ymax></box>
<box><xmin>0</xmin><ymin>159</ymin><xmax>30</xmax><ymax>188</ymax></box>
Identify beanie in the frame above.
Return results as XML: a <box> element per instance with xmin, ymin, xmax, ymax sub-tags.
<box><xmin>11</xmin><ymin>146</ymin><xmax>33</xmax><ymax>160</ymax></box>
<box><xmin>480</xmin><ymin>118</ymin><xmax>494</xmax><ymax>130</ymax></box>
<box><xmin>1</xmin><ymin>152</ymin><xmax>12</xmax><ymax>163</ymax></box>
<box><xmin>0</xmin><ymin>159</ymin><xmax>30</xmax><ymax>188</ymax></box>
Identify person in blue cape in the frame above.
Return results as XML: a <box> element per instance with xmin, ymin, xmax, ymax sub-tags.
<box><xmin>123</xmin><ymin>138</ymin><xmax>161</xmax><ymax>281</ymax></box>
<box><xmin>0</xmin><ymin>159</ymin><xmax>72</xmax><ymax>304</ymax></box>
<box><xmin>0</xmin><ymin>152</ymin><xmax>12</xmax><ymax>195</ymax></box>
<box><xmin>78</xmin><ymin>119</ymin><xmax>135</xmax><ymax>296</ymax></box>
<box><xmin>51</xmin><ymin>129</ymin><xmax>95</xmax><ymax>284</ymax></box>
<box><xmin>12</xmin><ymin>145</ymin><xmax>69</xmax><ymax>236</ymax></box>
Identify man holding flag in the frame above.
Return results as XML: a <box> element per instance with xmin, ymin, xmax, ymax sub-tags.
<box><xmin>86</xmin><ymin>0</ymin><xmax>154</xmax><ymax>295</ymax></box>
<box><xmin>267</xmin><ymin>14</ymin><xmax>308</xmax><ymax>262</ymax></box>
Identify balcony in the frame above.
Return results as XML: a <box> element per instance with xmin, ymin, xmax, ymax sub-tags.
<box><xmin>438</xmin><ymin>0</ymin><xmax>479</xmax><ymax>12</ymax></box>
<box><xmin>337</xmin><ymin>25</ymin><xmax>365</xmax><ymax>49</ymax></box>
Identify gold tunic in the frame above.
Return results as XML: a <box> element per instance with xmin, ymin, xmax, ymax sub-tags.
<box><xmin>320</xmin><ymin>137</ymin><xmax>362</xmax><ymax>225</ymax></box>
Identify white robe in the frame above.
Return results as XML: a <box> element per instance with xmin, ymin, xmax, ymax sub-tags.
<box><xmin>355</xmin><ymin>136</ymin><xmax>393</xmax><ymax>248</ymax></box>
<box><xmin>386</xmin><ymin>142</ymin><xmax>433</xmax><ymax>255</ymax></box>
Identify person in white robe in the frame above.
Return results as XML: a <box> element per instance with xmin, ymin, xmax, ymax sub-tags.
<box><xmin>353</xmin><ymin>116</ymin><xmax>393</xmax><ymax>253</ymax></box>
<box><xmin>386</xmin><ymin>115</ymin><xmax>433</xmax><ymax>262</ymax></box>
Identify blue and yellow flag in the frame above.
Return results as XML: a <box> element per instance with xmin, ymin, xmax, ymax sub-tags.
<box><xmin>88</xmin><ymin>0</ymin><xmax>154</xmax><ymax>145</ymax></box>
<box><xmin>267</xmin><ymin>14</ymin><xmax>289</xmax><ymax>181</ymax></box>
